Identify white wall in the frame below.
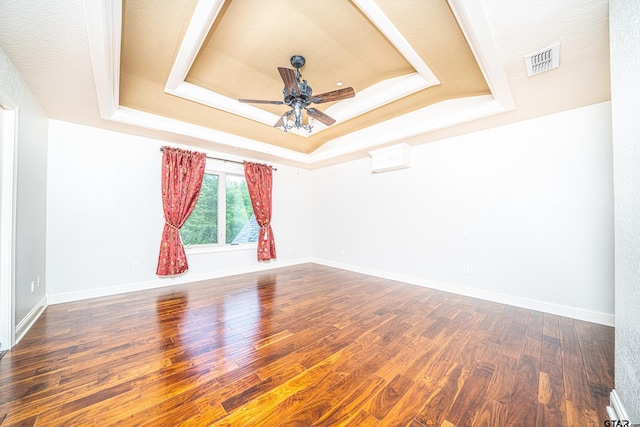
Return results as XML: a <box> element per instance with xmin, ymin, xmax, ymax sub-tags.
<box><xmin>610</xmin><ymin>0</ymin><xmax>640</xmax><ymax>421</ymax></box>
<box><xmin>47</xmin><ymin>103</ymin><xmax>615</xmax><ymax>327</ymax></box>
<box><xmin>46</xmin><ymin>120</ymin><xmax>312</xmax><ymax>303</ymax></box>
<box><xmin>0</xmin><ymin>47</ymin><xmax>48</xmax><ymax>341</ymax></box>
<box><xmin>311</xmin><ymin>102</ymin><xmax>614</xmax><ymax>325</ymax></box>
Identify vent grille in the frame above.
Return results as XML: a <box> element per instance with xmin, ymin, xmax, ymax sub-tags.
<box><xmin>525</xmin><ymin>43</ymin><xmax>560</xmax><ymax>77</ymax></box>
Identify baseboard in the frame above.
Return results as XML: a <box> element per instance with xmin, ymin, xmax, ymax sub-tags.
<box><xmin>47</xmin><ymin>257</ymin><xmax>615</xmax><ymax>326</ymax></box>
<box><xmin>15</xmin><ymin>295</ymin><xmax>47</xmax><ymax>345</ymax></box>
<box><xmin>47</xmin><ymin>257</ymin><xmax>312</xmax><ymax>305</ymax></box>
<box><xmin>607</xmin><ymin>389</ymin><xmax>631</xmax><ymax>422</ymax></box>
<box><xmin>311</xmin><ymin>257</ymin><xmax>615</xmax><ymax>326</ymax></box>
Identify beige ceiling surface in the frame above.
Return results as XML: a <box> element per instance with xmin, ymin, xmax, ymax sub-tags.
<box><xmin>0</xmin><ymin>0</ymin><xmax>611</xmax><ymax>167</ymax></box>
<box><xmin>120</xmin><ymin>0</ymin><xmax>490</xmax><ymax>154</ymax></box>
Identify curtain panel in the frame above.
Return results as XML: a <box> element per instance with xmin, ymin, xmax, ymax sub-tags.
<box><xmin>244</xmin><ymin>161</ymin><xmax>276</xmax><ymax>261</ymax></box>
<box><xmin>156</xmin><ymin>147</ymin><xmax>206</xmax><ymax>276</ymax></box>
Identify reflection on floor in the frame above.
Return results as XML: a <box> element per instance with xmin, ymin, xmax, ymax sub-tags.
<box><xmin>0</xmin><ymin>263</ymin><xmax>614</xmax><ymax>426</ymax></box>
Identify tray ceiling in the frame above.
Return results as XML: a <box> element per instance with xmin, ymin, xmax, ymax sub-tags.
<box><xmin>0</xmin><ymin>0</ymin><xmax>610</xmax><ymax>167</ymax></box>
<box><xmin>120</xmin><ymin>0</ymin><xmax>491</xmax><ymax>154</ymax></box>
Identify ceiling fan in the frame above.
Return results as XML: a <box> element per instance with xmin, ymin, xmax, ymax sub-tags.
<box><xmin>239</xmin><ymin>55</ymin><xmax>355</xmax><ymax>133</ymax></box>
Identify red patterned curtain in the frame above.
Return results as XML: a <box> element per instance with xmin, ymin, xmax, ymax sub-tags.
<box><xmin>244</xmin><ymin>161</ymin><xmax>276</xmax><ymax>261</ymax></box>
<box><xmin>156</xmin><ymin>147</ymin><xmax>206</xmax><ymax>276</ymax></box>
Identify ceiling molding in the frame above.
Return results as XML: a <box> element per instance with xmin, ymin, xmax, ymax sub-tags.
<box><xmin>164</xmin><ymin>0</ymin><xmax>226</xmax><ymax>92</ymax></box>
<box><xmin>111</xmin><ymin>106</ymin><xmax>312</xmax><ymax>163</ymax></box>
<box><xmin>83</xmin><ymin>0</ymin><xmax>121</xmax><ymax>118</ymax></box>
<box><xmin>164</xmin><ymin>0</ymin><xmax>440</xmax><ymax>137</ymax></box>
<box><xmin>448</xmin><ymin>0</ymin><xmax>515</xmax><ymax>110</ymax></box>
<box><xmin>168</xmin><ymin>82</ymin><xmax>277</xmax><ymax>127</ymax></box>
<box><xmin>84</xmin><ymin>0</ymin><xmax>515</xmax><ymax>166</ymax></box>
<box><xmin>350</xmin><ymin>0</ymin><xmax>440</xmax><ymax>83</ymax></box>
<box><xmin>311</xmin><ymin>95</ymin><xmax>501</xmax><ymax>162</ymax></box>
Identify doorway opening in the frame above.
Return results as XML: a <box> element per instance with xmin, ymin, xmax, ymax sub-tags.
<box><xmin>0</xmin><ymin>105</ymin><xmax>17</xmax><ymax>350</ymax></box>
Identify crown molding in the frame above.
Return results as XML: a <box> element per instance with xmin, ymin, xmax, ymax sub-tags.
<box><xmin>84</xmin><ymin>0</ymin><xmax>515</xmax><ymax>166</ymax></box>
<box><xmin>164</xmin><ymin>0</ymin><xmax>439</xmax><ymax>137</ymax></box>
<box><xmin>83</xmin><ymin>0</ymin><xmax>121</xmax><ymax>118</ymax></box>
<box><xmin>448</xmin><ymin>0</ymin><xmax>516</xmax><ymax>110</ymax></box>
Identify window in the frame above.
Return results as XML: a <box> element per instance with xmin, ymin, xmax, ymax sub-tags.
<box><xmin>225</xmin><ymin>174</ymin><xmax>256</xmax><ymax>244</ymax></box>
<box><xmin>180</xmin><ymin>170</ymin><xmax>258</xmax><ymax>248</ymax></box>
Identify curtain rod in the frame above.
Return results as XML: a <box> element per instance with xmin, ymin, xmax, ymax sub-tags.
<box><xmin>159</xmin><ymin>148</ymin><xmax>277</xmax><ymax>171</ymax></box>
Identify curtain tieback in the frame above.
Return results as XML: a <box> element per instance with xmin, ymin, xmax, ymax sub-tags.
<box><xmin>260</xmin><ymin>224</ymin><xmax>269</xmax><ymax>240</ymax></box>
<box><xmin>165</xmin><ymin>221</ymin><xmax>181</xmax><ymax>231</ymax></box>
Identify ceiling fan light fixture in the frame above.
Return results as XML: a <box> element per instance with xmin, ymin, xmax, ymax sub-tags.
<box><xmin>281</xmin><ymin>104</ymin><xmax>313</xmax><ymax>133</ymax></box>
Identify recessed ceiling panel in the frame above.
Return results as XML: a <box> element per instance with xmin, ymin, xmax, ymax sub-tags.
<box><xmin>119</xmin><ymin>0</ymin><xmax>491</xmax><ymax>154</ymax></box>
<box><xmin>188</xmin><ymin>0</ymin><xmax>413</xmax><ymax>111</ymax></box>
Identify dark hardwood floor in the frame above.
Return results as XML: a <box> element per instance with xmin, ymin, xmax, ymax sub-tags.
<box><xmin>0</xmin><ymin>264</ymin><xmax>613</xmax><ymax>426</ymax></box>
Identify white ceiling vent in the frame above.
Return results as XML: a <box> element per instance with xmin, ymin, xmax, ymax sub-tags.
<box><xmin>525</xmin><ymin>43</ymin><xmax>560</xmax><ymax>77</ymax></box>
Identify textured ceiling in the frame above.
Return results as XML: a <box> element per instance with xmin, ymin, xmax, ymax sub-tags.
<box><xmin>0</xmin><ymin>0</ymin><xmax>611</xmax><ymax>167</ymax></box>
<box><xmin>119</xmin><ymin>0</ymin><xmax>489</xmax><ymax>154</ymax></box>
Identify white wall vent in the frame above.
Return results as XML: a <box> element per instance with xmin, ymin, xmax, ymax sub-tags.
<box><xmin>525</xmin><ymin>43</ymin><xmax>560</xmax><ymax>77</ymax></box>
<box><xmin>369</xmin><ymin>143</ymin><xmax>411</xmax><ymax>173</ymax></box>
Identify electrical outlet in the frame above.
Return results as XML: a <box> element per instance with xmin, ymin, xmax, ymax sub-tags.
<box><xmin>132</xmin><ymin>262</ymin><xmax>139</xmax><ymax>271</ymax></box>
<box><xmin>463</xmin><ymin>266</ymin><xmax>470</xmax><ymax>275</ymax></box>
<box><xmin>37</xmin><ymin>276</ymin><xmax>41</xmax><ymax>287</ymax></box>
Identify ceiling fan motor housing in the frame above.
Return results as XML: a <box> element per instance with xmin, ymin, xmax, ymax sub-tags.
<box><xmin>283</xmin><ymin>80</ymin><xmax>313</xmax><ymax>105</ymax></box>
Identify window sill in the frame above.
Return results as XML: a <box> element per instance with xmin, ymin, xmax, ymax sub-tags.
<box><xmin>185</xmin><ymin>243</ymin><xmax>258</xmax><ymax>255</ymax></box>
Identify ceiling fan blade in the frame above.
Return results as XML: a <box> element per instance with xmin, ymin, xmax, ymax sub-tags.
<box><xmin>306</xmin><ymin>108</ymin><xmax>336</xmax><ymax>126</ymax></box>
<box><xmin>278</xmin><ymin>67</ymin><xmax>299</xmax><ymax>95</ymax></box>
<box><xmin>311</xmin><ymin>87</ymin><xmax>355</xmax><ymax>103</ymax></box>
<box><xmin>274</xmin><ymin>110</ymin><xmax>293</xmax><ymax>128</ymax></box>
<box><xmin>238</xmin><ymin>98</ymin><xmax>284</xmax><ymax>105</ymax></box>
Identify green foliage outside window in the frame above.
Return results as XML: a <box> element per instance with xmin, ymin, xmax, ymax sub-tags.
<box><xmin>225</xmin><ymin>176</ymin><xmax>254</xmax><ymax>244</ymax></box>
<box><xmin>181</xmin><ymin>173</ymin><xmax>218</xmax><ymax>245</ymax></box>
<box><xmin>180</xmin><ymin>173</ymin><xmax>256</xmax><ymax>246</ymax></box>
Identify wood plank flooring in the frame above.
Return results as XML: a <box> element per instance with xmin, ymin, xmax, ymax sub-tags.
<box><xmin>0</xmin><ymin>264</ymin><xmax>614</xmax><ymax>426</ymax></box>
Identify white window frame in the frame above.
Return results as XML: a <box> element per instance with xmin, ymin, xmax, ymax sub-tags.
<box><xmin>183</xmin><ymin>160</ymin><xmax>257</xmax><ymax>254</ymax></box>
